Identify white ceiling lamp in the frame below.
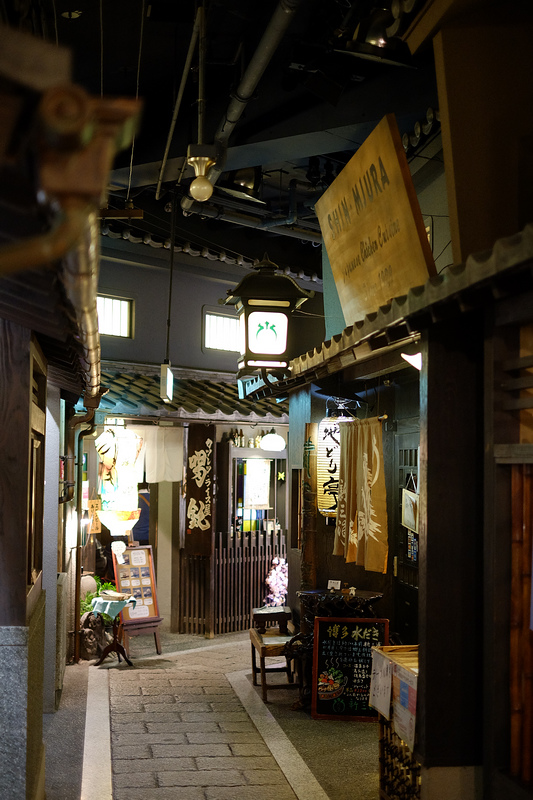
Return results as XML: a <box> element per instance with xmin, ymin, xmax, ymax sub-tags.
<box><xmin>401</xmin><ymin>352</ymin><xmax>422</xmax><ymax>370</ymax></box>
<box><xmin>260</xmin><ymin>430</ymin><xmax>286</xmax><ymax>452</ymax></box>
<box><xmin>187</xmin><ymin>144</ymin><xmax>216</xmax><ymax>202</ymax></box>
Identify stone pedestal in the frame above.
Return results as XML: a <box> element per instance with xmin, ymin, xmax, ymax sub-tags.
<box><xmin>0</xmin><ymin>592</ymin><xmax>46</xmax><ymax>800</ymax></box>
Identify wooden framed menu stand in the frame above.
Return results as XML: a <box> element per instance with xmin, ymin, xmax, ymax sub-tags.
<box><xmin>112</xmin><ymin>545</ymin><xmax>163</xmax><ymax>656</ymax></box>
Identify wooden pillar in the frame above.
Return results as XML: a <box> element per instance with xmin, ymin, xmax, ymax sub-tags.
<box><xmin>300</xmin><ymin>422</ymin><xmax>317</xmax><ymax>592</ymax></box>
<box><xmin>0</xmin><ymin>319</ymin><xmax>31</xmax><ymax>626</ymax></box>
<box><xmin>433</xmin><ymin>9</ymin><xmax>533</xmax><ymax>264</ymax></box>
<box><xmin>418</xmin><ymin>311</ymin><xmax>484</xmax><ymax>766</ymax></box>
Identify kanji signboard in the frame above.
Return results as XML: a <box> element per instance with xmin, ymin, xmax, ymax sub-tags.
<box><xmin>185</xmin><ymin>424</ymin><xmax>215</xmax><ymax>556</ymax></box>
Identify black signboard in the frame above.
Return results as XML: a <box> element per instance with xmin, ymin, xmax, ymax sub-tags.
<box><xmin>312</xmin><ymin>616</ymin><xmax>389</xmax><ymax>721</ymax></box>
<box><xmin>185</xmin><ymin>423</ymin><xmax>215</xmax><ymax>556</ymax></box>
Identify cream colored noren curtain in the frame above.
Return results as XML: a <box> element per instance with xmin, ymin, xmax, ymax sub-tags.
<box><xmin>333</xmin><ymin>417</ymin><xmax>388</xmax><ymax>573</ymax></box>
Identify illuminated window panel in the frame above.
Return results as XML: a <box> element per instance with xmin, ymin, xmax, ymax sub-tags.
<box><xmin>204</xmin><ymin>312</ymin><xmax>241</xmax><ymax>352</ymax></box>
<box><xmin>97</xmin><ymin>296</ymin><xmax>133</xmax><ymax>338</ymax></box>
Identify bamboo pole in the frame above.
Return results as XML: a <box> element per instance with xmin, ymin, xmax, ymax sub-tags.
<box><xmin>510</xmin><ymin>464</ymin><xmax>524</xmax><ymax>777</ymax></box>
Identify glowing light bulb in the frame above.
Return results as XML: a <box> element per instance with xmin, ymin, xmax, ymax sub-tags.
<box><xmin>190</xmin><ymin>176</ymin><xmax>213</xmax><ymax>202</ymax></box>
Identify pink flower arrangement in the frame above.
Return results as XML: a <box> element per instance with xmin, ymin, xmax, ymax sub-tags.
<box><xmin>264</xmin><ymin>557</ymin><xmax>288</xmax><ymax>606</ymax></box>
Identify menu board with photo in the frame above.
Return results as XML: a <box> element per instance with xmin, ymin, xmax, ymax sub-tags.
<box><xmin>312</xmin><ymin>616</ymin><xmax>389</xmax><ymax>721</ymax></box>
<box><xmin>112</xmin><ymin>545</ymin><xmax>159</xmax><ymax>622</ymax></box>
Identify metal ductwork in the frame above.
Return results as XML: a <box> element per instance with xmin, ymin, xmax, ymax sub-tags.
<box><xmin>60</xmin><ymin>207</ymin><xmax>102</xmax><ymax>399</ymax></box>
<box><xmin>181</xmin><ymin>0</ymin><xmax>305</xmax><ymax>212</ymax></box>
<box><xmin>183</xmin><ymin>198</ymin><xmax>322</xmax><ymax>243</ymax></box>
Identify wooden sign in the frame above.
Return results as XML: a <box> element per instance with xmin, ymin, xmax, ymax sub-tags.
<box><xmin>315</xmin><ymin>114</ymin><xmax>436</xmax><ymax>324</ymax></box>
<box><xmin>112</xmin><ymin>544</ymin><xmax>159</xmax><ymax>622</ymax></box>
<box><xmin>185</xmin><ymin>423</ymin><xmax>215</xmax><ymax>556</ymax></box>
<box><xmin>88</xmin><ymin>498</ymin><xmax>101</xmax><ymax>533</ymax></box>
<box><xmin>312</xmin><ymin>616</ymin><xmax>389</xmax><ymax>721</ymax></box>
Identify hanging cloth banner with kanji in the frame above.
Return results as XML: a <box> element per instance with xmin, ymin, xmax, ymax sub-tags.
<box><xmin>185</xmin><ymin>423</ymin><xmax>215</xmax><ymax>556</ymax></box>
<box><xmin>334</xmin><ymin>417</ymin><xmax>388</xmax><ymax>573</ymax></box>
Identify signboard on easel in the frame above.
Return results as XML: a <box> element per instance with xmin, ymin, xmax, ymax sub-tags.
<box><xmin>312</xmin><ymin>616</ymin><xmax>389</xmax><ymax>721</ymax></box>
<box><xmin>112</xmin><ymin>545</ymin><xmax>160</xmax><ymax>623</ymax></box>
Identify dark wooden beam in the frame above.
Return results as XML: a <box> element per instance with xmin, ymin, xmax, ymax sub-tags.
<box><xmin>0</xmin><ymin>318</ymin><xmax>31</xmax><ymax>626</ymax></box>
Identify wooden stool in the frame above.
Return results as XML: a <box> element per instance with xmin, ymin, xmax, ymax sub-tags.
<box><xmin>249</xmin><ymin>626</ymin><xmax>300</xmax><ymax>703</ymax></box>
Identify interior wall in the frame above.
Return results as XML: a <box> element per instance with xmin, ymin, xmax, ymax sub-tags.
<box><xmin>98</xmin><ymin>246</ymin><xmax>324</xmax><ymax>372</ymax></box>
<box><xmin>156</xmin><ymin>481</ymin><xmax>173</xmax><ymax>625</ymax></box>
<box><xmin>43</xmin><ymin>384</ymin><xmax>61</xmax><ymax>713</ymax></box>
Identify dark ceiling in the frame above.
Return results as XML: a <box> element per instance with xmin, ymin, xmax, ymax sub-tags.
<box><xmin>3</xmin><ymin>0</ymin><xmax>439</xmax><ymax>277</ymax></box>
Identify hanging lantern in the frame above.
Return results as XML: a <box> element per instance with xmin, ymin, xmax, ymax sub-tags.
<box><xmin>224</xmin><ymin>254</ymin><xmax>314</xmax><ymax>379</ymax></box>
<box><xmin>317</xmin><ymin>416</ymin><xmax>342</xmax><ymax>517</ymax></box>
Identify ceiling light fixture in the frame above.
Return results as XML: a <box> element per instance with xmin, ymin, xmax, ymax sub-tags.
<box><xmin>187</xmin><ymin>144</ymin><xmax>216</xmax><ymax>201</ymax></box>
<box><xmin>260</xmin><ymin>430</ymin><xmax>286</xmax><ymax>452</ymax></box>
<box><xmin>224</xmin><ymin>253</ymin><xmax>315</xmax><ymax>380</ymax></box>
<box><xmin>186</xmin><ymin>6</ymin><xmax>217</xmax><ymax>203</ymax></box>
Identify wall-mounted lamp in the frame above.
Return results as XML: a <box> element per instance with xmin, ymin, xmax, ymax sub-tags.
<box><xmin>224</xmin><ymin>254</ymin><xmax>314</xmax><ymax>380</ymax></box>
<box><xmin>160</xmin><ymin>362</ymin><xmax>174</xmax><ymax>403</ymax></box>
<box><xmin>401</xmin><ymin>352</ymin><xmax>422</xmax><ymax>370</ymax></box>
<box><xmin>187</xmin><ymin>144</ymin><xmax>217</xmax><ymax>202</ymax></box>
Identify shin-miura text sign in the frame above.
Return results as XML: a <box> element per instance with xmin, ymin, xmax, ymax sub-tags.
<box><xmin>185</xmin><ymin>423</ymin><xmax>215</xmax><ymax>556</ymax></box>
<box><xmin>315</xmin><ymin>114</ymin><xmax>436</xmax><ymax>324</ymax></box>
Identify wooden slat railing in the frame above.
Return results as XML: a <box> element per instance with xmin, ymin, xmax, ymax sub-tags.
<box><xmin>178</xmin><ymin>529</ymin><xmax>286</xmax><ymax>635</ymax></box>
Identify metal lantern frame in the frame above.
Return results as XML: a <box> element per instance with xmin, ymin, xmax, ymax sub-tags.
<box><xmin>224</xmin><ymin>255</ymin><xmax>314</xmax><ymax>379</ymax></box>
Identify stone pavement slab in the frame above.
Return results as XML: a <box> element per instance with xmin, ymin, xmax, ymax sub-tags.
<box><xmin>108</xmin><ymin>640</ymin><xmax>299</xmax><ymax>799</ymax></box>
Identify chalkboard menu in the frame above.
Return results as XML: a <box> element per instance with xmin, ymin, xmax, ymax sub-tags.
<box><xmin>312</xmin><ymin>616</ymin><xmax>389</xmax><ymax>721</ymax></box>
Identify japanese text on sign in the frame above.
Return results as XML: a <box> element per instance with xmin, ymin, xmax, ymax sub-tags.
<box><xmin>312</xmin><ymin>617</ymin><xmax>389</xmax><ymax>721</ymax></box>
<box><xmin>317</xmin><ymin>418</ymin><xmax>341</xmax><ymax>517</ymax></box>
<box><xmin>187</xmin><ymin>438</ymin><xmax>212</xmax><ymax>531</ymax></box>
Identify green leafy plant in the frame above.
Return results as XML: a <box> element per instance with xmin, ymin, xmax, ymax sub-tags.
<box><xmin>80</xmin><ymin>576</ymin><xmax>117</xmax><ymax>624</ymax></box>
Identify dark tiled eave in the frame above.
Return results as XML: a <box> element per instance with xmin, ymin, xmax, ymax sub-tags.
<box><xmin>98</xmin><ymin>369</ymin><xmax>289</xmax><ymax>422</ymax></box>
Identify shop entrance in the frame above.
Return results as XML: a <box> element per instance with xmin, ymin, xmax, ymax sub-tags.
<box><xmin>392</xmin><ymin>430</ymin><xmax>419</xmax><ymax>644</ymax></box>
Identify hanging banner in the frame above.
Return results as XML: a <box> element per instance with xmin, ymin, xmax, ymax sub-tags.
<box><xmin>185</xmin><ymin>423</ymin><xmax>215</xmax><ymax>556</ymax></box>
<box><xmin>95</xmin><ymin>426</ymin><xmax>145</xmax><ymax>510</ymax></box>
<box><xmin>334</xmin><ymin>417</ymin><xmax>388</xmax><ymax>573</ymax></box>
<box><xmin>315</xmin><ymin>114</ymin><xmax>436</xmax><ymax>325</ymax></box>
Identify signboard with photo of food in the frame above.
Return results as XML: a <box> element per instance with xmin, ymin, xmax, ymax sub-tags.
<box><xmin>312</xmin><ymin>616</ymin><xmax>389</xmax><ymax>721</ymax></box>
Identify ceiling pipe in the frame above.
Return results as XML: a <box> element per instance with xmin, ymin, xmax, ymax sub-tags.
<box><xmin>155</xmin><ymin>6</ymin><xmax>203</xmax><ymax>200</ymax></box>
<box><xmin>181</xmin><ymin>0</ymin><xmax>305</xmax><ymax>212</ymax></box>
<box><xmin>183</xmin><ymin>198</ymin><xmax>322</xmax><ymax>243</ymax></box>
<box><xmin>60</xmin><ymin>205</ymin><xmax>102</xmax><ymax>399</ymax></box>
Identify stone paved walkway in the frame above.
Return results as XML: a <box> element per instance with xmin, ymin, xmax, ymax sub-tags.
<box><xmin>108</xmin><ymin>641</ymin><xmax>300</xmax><ymax>800</ymax></box>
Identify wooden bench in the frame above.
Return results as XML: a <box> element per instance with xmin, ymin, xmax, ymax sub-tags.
<box><xmin>249</xmin><ymin>626</ymin><xmax>301</xmax><ymax>703</ymax></box>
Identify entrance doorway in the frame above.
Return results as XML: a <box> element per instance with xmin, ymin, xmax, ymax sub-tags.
<box><xmin>392</xmin><ymin>430</ymin><xmax>419</xmax><ymax>644</ymax></box>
